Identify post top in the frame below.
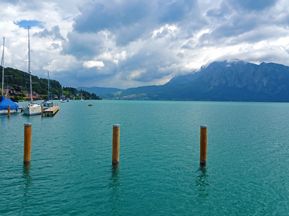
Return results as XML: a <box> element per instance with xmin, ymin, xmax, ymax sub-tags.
<box><xmin>24</xmin><ymin>123</ymin><xmax>32</xmax><ymax>127</ymax></box>
<box><xmin>113</xmin><ymin>124</ymin><xmax>120</xmax><ymax>128</ymax></box>
<box><xmin>200</xmin><ymin>125</ymin><xmax>207</xmax><ymax>129</ymax></box>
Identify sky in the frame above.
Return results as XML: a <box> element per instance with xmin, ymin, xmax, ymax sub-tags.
<box><xmin>1</xmin><ymin>0</ymin><xmax>289</xmax><ymax>88</ymax></box>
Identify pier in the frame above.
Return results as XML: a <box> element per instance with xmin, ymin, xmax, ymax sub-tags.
<box><xmin>42</xmin><ymin>106</ymin><xmax>60</xmax><ymax>117</ymax></box>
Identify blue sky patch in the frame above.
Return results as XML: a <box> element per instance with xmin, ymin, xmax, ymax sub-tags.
<box><xmin>15</xmin><ymin>19</ymin><xmax>43</xmax><ymax>28</ymax></box>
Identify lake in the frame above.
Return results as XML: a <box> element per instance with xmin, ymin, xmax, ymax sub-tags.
<box><xmin>1</xmin><ymin>100</ymin><xmax>289</xmax><ymax>215</ymax></box>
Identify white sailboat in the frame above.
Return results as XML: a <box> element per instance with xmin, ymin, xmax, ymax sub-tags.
<box><xmin>42</xmin><ymin>71</ymin><xmax>60</xmax><ymax>116</ymax></box>
<box><xmin>42</xmin><ymin>71</ymin><xmax>53</xmax><ymax>108</ymax></box>
<box><xmin>80</xmin><ymin>90</ymin><xmax>84</xmax><ymax>101</ymax></box>
<box><xmin>60</xmin><ymin>86</ymin><xmax>65</xmax><ymax>103</ymax></box>
<box><xmin>23</xmin><ymin>27</ymin><xmax>42</xmax><ymax>116</ymax></box>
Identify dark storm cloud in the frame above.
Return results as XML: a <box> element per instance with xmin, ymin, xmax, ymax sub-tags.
<box><xmin>63</xmin><ymin>31</ymin><xmax>113</xmax><ymax>58</ymax></box>
<box><xmin>200</xmin><ymin>0</ymin><xmax>284</xmax><ymax>46</ymax></box>
<box><xmin>54</xmin><ymin>62</ymin><xmax>118</xmax><ymax>87</ymax></box>
<box><xmin>157</xmin><ymin>0</ymin><xmax>197</xmax><ymax>23</ymax></box>
<box><xmin>229</xmin><ymin>0</ymin><xmax>278</xmax><ymax>11</ymax></box>
<box><xmin>74</xmin><ymin>0</ymin><xmax>150</xmax><ymax>33</ymax></box>
<box><xmin>118</xmin><ymin>45</ymin><xmax>177</xmax><ymax>82</ymax></box>
<box><xmin>34</xmin><ymin>26</ymin><xmax>65</xmax><ymax>40</ymax></box>
<box><xmin>71</xmin><ymin>0</ymin><xmax>199</xmax><ymax>45</ymax></box>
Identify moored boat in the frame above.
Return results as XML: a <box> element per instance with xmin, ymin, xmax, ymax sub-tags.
<box><xmin>23</xmin><ymin>103</ymin><xmax>42</xmax><ymax>116</ymax></box>
<box><xmin>0</xmin><ymin>37</ymin><xmax>19</xmax><ymax>115</ymax></box>
<box><xmin>41</xmin><ymin>71</ymin><xmax>60</xmax><ymax>117</ymax></box>
<box><xmin>23</xmin><ymin>27</ymin><xmax>42</xmax><ymax>116</ymax></box>
<box><xmin>0</xmin><ymin>96</ymin><xmax>19</xmax><ymax>115</ymax></box>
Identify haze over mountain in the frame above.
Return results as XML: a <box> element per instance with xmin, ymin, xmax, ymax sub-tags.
<box><xmin>84</xmin><ymin>60</ymin><xmax>289</xmax><ymax>102</ymax></box>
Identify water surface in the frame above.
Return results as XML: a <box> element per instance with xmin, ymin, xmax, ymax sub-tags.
<box><xmin>1</xmin><ymin>100</ymin><xmax>289</xmax><ymax>215</ymax></box>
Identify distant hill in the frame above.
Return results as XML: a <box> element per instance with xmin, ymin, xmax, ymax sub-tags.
<box><xmin>88</xmin><ymin>60</ymin><xmax>289</xmax><ymax>102</ymax></box>
<box><xmin>81</xmin><ymin>87</ymin><xmax>122</xmax><ymax>98</ymax></box>
<box><xmin>0</xmin><ymin>66</ymin><xmax>101</xmax><ymax>101</ymax></box>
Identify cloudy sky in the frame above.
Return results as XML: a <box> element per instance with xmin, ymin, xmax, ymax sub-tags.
<box><xmin>1</xmin><ymin>0</ymin><xmax>289</xmax><ymax>88</ymax></box>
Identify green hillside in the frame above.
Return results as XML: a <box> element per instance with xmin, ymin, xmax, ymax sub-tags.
<box><xmin>0</xmin><ymin>66</ymin><xmax>101</xmax><ymax>101</ymax></box>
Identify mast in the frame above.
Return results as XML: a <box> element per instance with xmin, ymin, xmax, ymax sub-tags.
<box><xmin>1</xmin><ymin>37</ymin><xmax>5</xmax><ymax>96</ymax></box>
<box><xmin>28</xmin><ymin>27</ymin><xmax>33</xmax><ymax>102</ymax></box>
<box><xmin>48</xmin><ymin>71</ymin><xmax>50</xmax><ymax>100</ymax></box>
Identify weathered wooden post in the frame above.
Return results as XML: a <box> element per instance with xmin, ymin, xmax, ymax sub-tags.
<box><xmin>7</xmin><ymin>105</ymin><xmax>10</xmax><ymax>117</ymax></box>
<box><xmin>24</xmin><ymin>123</ymin><xmax>32</xmax><ymax>164</ymax></box>
<box><xmin>200</xmin><ymin>125</ymin><xmax>207</xmax><ymax>167</ymax></box>
<box><xmin>112</xmin><ymin>124</ymin><xmax>120</xmax><ymax>166</ymax></box>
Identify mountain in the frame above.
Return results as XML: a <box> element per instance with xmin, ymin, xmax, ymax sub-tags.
<box><xmin>93</xmin><ymin>60</ymin><xmax>289</xmax><ymax>102</ymax></box>
<box><xmin>1</xmin><ymin>66</ymin><xmax>101</xmax><ymax>100</ymax></box>
<box><xmin>80</xmin><ymin>87</ymin><xmax>122</xmax><ymax>98</ymax></box>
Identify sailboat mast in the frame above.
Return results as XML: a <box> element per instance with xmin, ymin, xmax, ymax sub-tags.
<box><xmin>48</xmin><ymin>71</ymin><xmax>50</xmax><ymax>100</ymax></box>
<box><xmin>1</xmin><ymin>37</ymin><xmax>5</xmax><ymax>96</ymax></box>
<box><xmin>28</xmin><ymin>27</ymin><xmax>33</xmax><ymax>102</ymax></box>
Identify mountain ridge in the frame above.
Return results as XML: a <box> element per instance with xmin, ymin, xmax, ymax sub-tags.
<box><xmin>84</xmin><ymin>60</ymin><xmax>289</xmax><ymax>102</ymax></box>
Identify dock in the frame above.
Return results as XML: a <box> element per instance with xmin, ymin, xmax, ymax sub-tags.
<box><xmin>42</xmin><ymin>106</ymin><xmax>60</xmax><ymax>117</ymax></box>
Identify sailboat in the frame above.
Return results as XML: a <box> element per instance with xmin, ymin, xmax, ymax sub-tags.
<box><xmin>60</xmin><ymin>86</ymin><xmax>65</xmax><ymax>103</ymax></box>
<box><xmin>42</xmin><ymin>71</ymin><xmax>60</xmax><ymax>117</ymax></box>
<box><xmin>0</xmin><ymin>37</ymin><xmax>19</xmax><ymax>115</ymax></box>
<box><xmin>23</xmin><ymin>27</ymin><xmax>42</xmax><ymax>116</ymax></box>
<box><xmin>42</xmin><ymin>71</ymin><xmax>54</xmax><ymax>108</ymax></box>
<box><xmin>80</xmin><ymin>90</ymin><xmax>84</xmax><ymax>101</ymax></box>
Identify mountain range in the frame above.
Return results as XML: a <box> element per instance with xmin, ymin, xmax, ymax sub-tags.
<box><xmin>83</xmin><ymin>60</ymin><xmax>289</xmax><ymax>102</ymax></box>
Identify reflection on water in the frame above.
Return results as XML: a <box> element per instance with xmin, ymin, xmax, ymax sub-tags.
<box><xmin>22</xmin><ymin>164</ymin><xmax>32</xmax><ymax>194</ymax></box>
<box><xmin>195</xmin><ymin>167</ymin><xmax>209</xmax><ymax>198</ymax></box>
<box><xmin>0</xmin><ymin>115</ymin><xmax>10</xmax><ymax>127</ymax></box>
<box><xmin>20</xmin><ymin>164</ymin><xmax>32</xmax><ymax>215</ymax></box>
<box><xmin>111</xmin><ymin>166</ymin><xmax>120</xmax><ymax>183</ymax></box>
<box><xmin>110</xmin><ymin>166</ymin><xmax>120</xmax><ymax>216</ymax></box>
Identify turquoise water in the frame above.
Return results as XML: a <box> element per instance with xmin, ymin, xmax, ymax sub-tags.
<box><xmin>1</xmin><ymin>100</ymin><xmax>289</xmax><ymax>215</ymax></box>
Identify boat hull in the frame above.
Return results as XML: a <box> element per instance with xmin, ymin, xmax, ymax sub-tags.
<box><xmin>0</xmin><ymin>109</ymin><xmax>18</xmax><ymax>115</ymax></box>
<box><xmin>23</xmin><ymin>104</ymin><xmax>42</xmax><ymax>116</ymax></box>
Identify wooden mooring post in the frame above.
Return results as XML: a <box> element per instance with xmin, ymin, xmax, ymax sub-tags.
<box><xmin>200</xmin><ymin>125</ymin><xmax>207</xmax><ymax>167</ymax></box>
<box><xmin>112</xmin><ymin>124</ymin><xmax>120</xmax><ymax>166</ymax></box>
<box><xmin>24</xmin><ymin>123</ymin><xmax>32</xmax><ymax>164</ymax></box>
<box><xmin>7</xmin><ymin>105</ymin><xmax>10</xmax><ymax>117</ymax></box>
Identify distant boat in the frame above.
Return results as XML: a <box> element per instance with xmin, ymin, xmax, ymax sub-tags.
<box><xmin>0</xmin><ymin>37</ymin><xmax>19</xmax><ymax>115</ymax></box>
<box><xmin>42</xmin><ymin>100</ymin><xmax>54</xmax><ymax>109</ymax></box>
<box><xmin>23</xmin><ymin>27</ymin><xmax>42</xmax><ymax>116</ymax></box>
<box><xmin>42</xmin><ymin>71</ymin><xmax>57</xmax><ymax>109</ymax></box>
<box><xmin>80</xmin><ymin>91</ymin><xmax>84</xmax><ymax>101</ymax></box>
<box><xmin>60</xmin><ymin>86</ymin><xmax>66</xmax><ymax>102</ymax></box>
<box><xmin>42</xmin><ymin>71</ymin><xmax>52</xmax><ymax>109</ymax></box>
<box><xmin>42</xmin><ymin>71</ymin><xmax>59</xmax><ymax>117</ymax></box>
<box><xmin>42</xmin><ymin>100</ymin><xmax>59</xmax><ymax>117</ymax></box>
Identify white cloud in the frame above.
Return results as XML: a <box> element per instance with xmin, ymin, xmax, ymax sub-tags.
<box><xmin>152</xmin><ymin>24</ymin><xmax>179</xmax><ymax>39</ymax></box>
<box><xmin>83</xmin><ymin>60</ymin><xmax>105</xmax><ymax>69</ymax></box>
